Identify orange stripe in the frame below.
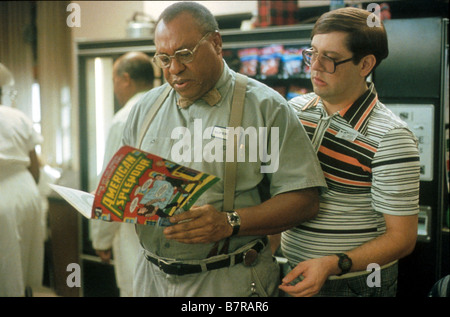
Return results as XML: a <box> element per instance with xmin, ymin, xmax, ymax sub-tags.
<box><xmin>353</xmin><ymin>139</ymin><xmax>377</xmax><ymax>153</ymax></box>
<box><xmin>354</xmin><ymin>97</ymin><xmax>377</xmax><ymax>131</ymax></box>
<box><xmin>323</xmin><ymin>172</ymin><xmax>372</xmax><ymax>187</ymax></box>
<box><xmin>325</xmin><ymin>127</ymin><xmax>377</xmax><ymax>153</ymax></box>
<box><xmin>319</xmin><ymin>145</ymin><xmax>372</xmax><ymax>173</ymax></box>
<box><xmin>302</xmin><ymin>96</ymin><xmax>320</xmax><ymax>110</ymax></box>
<box><xmin>300</xmin><ymin>120</ymin><xmax>317</xmax><ymax>128</ymax></box>
<box><xmin>337</xmin><ymin>103</ymin><xmax>353</xmax><ymax>117</ymax></box>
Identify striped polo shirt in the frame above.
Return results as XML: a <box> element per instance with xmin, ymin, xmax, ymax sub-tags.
<box><xmin>281</xmin><ymin>83</ymin><xmax>421</xmax><ymax>265</ymax></box>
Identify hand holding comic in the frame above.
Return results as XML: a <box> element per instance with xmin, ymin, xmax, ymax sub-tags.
<box><xmin>50</xmin><ymin>146</ymin><xmax>220</xmax><ymax>226</ymax></box>
<box><xmin>164</xmin><ymin>204</ymin><xmax>232</xmax><ymax>244</ymax></box>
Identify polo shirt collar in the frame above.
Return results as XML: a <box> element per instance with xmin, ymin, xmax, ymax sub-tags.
<box><xmin>302</xmin><ymin>83</ymin><xmax>378</xmax><ymax>134</ymax></box>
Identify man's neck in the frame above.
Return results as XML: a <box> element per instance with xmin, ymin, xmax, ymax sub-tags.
<box><xmin>322</xmin><ymin>82</ymin><xmax>369</xmax><ymax>115</ymax></box>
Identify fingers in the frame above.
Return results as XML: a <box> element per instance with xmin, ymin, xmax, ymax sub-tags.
<box><xmin>279</xmin><ymin>275</ymin><xmax>316</xmax><ymax>297</ymax></box>
<box><xmin>163</xmin><ymin>205</ymin><xmax>228</xmax><ymax>244</ymax></box>
<box><xmin>169</xmin><ymin>206</ymin><xmax>200</xmax><ymax>224</ymax></box>
<box><xmin>281</xmin><ymin>265</ymin><xmax>303</xmax><ymax>285</ymax></box>
<box><xmin>278</xmin><ymin>263</ymin><xmax>320</xmax><ymax>297</ymax></box>
<box><xmin>95</xmin><ymin>249</ymin><xmax>112</xmax><ymax>264</ymax></box>
<box><xmin>164</xmin><ymin>226</ymin><xmax>212</xmax><ymax>244</ymax></box>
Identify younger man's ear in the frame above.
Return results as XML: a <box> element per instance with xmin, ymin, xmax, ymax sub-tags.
<box><xmin>360</xmin><ymin>54</ymin><xmax>376</xmax><ymax>78</ymax></box>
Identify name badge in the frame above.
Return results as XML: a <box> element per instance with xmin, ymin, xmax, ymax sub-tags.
<box><xmin>211</xmin><ymin>126</ymin><xmax>229</xmax><ymax>140</ymax></box>
<box><xmin>336</xmin><ymin>129</ymin><xmax>358</xmax><ymax>141</ymax></box>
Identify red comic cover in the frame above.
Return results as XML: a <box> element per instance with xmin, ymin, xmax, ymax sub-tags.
<box><xmin>92</xmin><ymin>145</ymin><xmax>220</xmax><ymax>226</ymax></box>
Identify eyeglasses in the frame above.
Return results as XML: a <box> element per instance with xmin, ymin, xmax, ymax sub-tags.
<box><xmin>302</xmin><ymin>48</ymin><xmax>353</xmax><ymax>74</ymax></box>
<box><xmin>153</xmin><ymin>32</ymin><xmax>213</xmax><ymax>69</ymax></box>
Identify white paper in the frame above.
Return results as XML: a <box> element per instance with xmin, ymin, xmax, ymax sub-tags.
<box><xmin>49</xmin><ymin>184</ymin><xmax>94</xmax><ymax>219</ymax></box>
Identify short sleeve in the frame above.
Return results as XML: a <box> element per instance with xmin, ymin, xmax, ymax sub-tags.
<box><xmin>265</xmin><ymin>102</ymin><xmax>327</xmax><ymax>197</ymax></box>
<box><xmin>371</xmin><ymin>128</ymin><xmax>420</xmax><ymax>216</ymax></box>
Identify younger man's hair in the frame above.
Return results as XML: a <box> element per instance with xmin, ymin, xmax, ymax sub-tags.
<box><xmin>312</xmin><ymin>7</ymin><xmax>389</xmax><ymax>71</ymax></box>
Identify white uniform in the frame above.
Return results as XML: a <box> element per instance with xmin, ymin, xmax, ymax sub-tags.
<box><xmin>90</xmin><ymin>93</ymin><xmax>144</xmax><ymax>297</ymax></box>
<box><xmin>0</xmin><ymin>105</ymin><xmax>44</xmax><ymax>296</ymax></box>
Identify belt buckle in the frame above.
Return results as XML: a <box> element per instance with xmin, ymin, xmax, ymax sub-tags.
<box><xmin>243</xmin><ymin>248</ymin><xmax>258</xmax><ymax>266</ymax></box>
<box><xmin>157</xmin><ymin>258</ymin><xmax>170</xmax><ymax>270</ymax></box>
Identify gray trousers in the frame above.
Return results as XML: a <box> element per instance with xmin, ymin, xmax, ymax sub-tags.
<box><xmin>133</xmin><ymin>244</ymin><xmax>280</xmax><ymax>297</ymax></box>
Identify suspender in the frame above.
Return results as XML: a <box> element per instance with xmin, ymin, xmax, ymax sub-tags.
<box><xmin>137</xmin><ymin>84</ymin><xmax>172</xmax><ymax>149</ymax></box>
<box><xmin>136</xmin><ymin>73</ymin><xmax>248</xmax><ymax>210</ymax></box>
<box><xmin>223</xmin><ymin>73</ymin><xmax>247</xmax><ymax>210</ymax></box>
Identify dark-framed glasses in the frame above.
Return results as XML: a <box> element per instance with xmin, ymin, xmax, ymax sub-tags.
<box><xmin>302</xmin><ymin>48</ymin><xmax>353</xmax><ymax>74</ymax></box>
<box><xmin>153</xmin><ymin>32</ymin><xmax>213</xmax><ymax>69</ymax></box>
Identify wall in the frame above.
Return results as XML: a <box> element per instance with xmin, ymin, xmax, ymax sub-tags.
<box><xmin>71</xmin><ymin>1</ymin><xmax>144</xmax><ymax>40</ymax></box>
<box><xmin>70</xmin><ymin>1</ymin><xmax>405</xmax><ymax>40</ymax></box>
<box><xmin>72</xmin><ymin>1</ymin><xmax>258</xmax><ymax>40</ymax></box>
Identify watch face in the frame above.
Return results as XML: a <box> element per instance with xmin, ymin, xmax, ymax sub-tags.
<box><xmin>230</xmin><ymin>214</ymin><xmax>239</xmax><ymax>224</ymax></box>
<box><xmin>341</xmin><ymin>258</ymin><xmax>351</xmax><ymax>270</ymax></box>
<box><xmin>228</xmin><ymin>211</ymin><xmax>241</xmax><ymax>225</ymax></box>
<box><xmin>227</xmin><ymin>211</ymin><xmax>241</xmax><ymax>236</ymax></box>
<box><xmin>337</xmin><ymin>253</ymin><xmax>352</xmax><ymax>274</ymax></box>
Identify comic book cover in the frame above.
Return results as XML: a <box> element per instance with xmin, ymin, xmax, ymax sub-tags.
<box><xmin>92</xmin><ymin>145</ymin><xmax>220</xmax><ymax>226</ymax></box>
<box><xmin>51</xmin><ymin>145</ymin><xmax>220</xmax><ymax>226</ymax></box>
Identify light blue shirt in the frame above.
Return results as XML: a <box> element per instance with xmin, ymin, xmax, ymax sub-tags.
<box><xmin>122</xmin><ymin>62</ymin><xmax>326</xmax><ymax>260</ymax></box>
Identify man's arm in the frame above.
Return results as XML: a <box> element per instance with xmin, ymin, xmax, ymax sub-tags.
<box><xmin>280</xmin><ymin>128</ymin><xmax>420</xmax><ymax>296</ymax></box>
<box><xmin>163</xmin><ymin>187</ymin><xmax>320</xmax><ymax>244</ymax></box>
<box><xmin>279</xmin><ymin>213</ymin><xmax>417</xmax><ymax>297</ymax></box>
<box><xmin>28</xmin><ymin>149</ymin><xmax>40</xmax><ymax>184</ymax></box>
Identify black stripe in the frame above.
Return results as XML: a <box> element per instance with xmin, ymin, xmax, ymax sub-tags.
<box><xmin>343</xmin><ymin>84</ymin><xmax>377</xmax><ymax>131</ymax></box>
<box><xmin>371</xmin><ymin>156</ymin><xmax>420</xmax><ymax>169</ymax></box>
<box><xmin>322</xmin><ymin>135</ymin><xmax>375</xmax><ymax>159</ymax></box>
<box><xmin>296</xmin><ymin>224</ymin><xmax>377</xmax><ymax>234</ymax></box>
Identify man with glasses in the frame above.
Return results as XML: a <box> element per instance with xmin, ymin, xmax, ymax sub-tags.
<box><xmin>280</xmin><ymin>7</ymin><xmax>420</xmax><ymax>297</ymax></box>
<box><xmin>121</xmin><ymin>2</ymin><xmax>326</xmax><ymax>297</ymax></box>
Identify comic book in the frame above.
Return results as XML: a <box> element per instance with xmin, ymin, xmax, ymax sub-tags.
<box><xmin>50</xmin><ymin>145</ymin><xmax>220</xmax><ymax>226</ymax></box>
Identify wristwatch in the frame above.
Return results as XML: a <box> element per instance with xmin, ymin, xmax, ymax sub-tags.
<box><xmin>335</xmin><ymin>253</ymin><xmax>352</xmax><ymax>276</ymax></box>
<box><xmin>226</xmin><ymin>210</ymin><xmax>241</xmax><ymax>236</ymax></box>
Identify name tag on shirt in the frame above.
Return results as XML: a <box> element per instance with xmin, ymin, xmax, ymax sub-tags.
<box><xmin>211</xmin><ymin>126</ymin><xmax>229</xmax><ymax>140</ymax></box>
<box><xmin>336</xmin><ymin>129</ymin><xmax>359</xmax><ymax>141</ymax></box>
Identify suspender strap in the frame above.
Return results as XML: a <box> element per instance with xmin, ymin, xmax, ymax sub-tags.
<box><xmin>223</xmin><ymin>73</ymin><xmax>248</xmax><ymax>211</ymax></box>
<box><xmin>137</xmin><ymin>84</ymin><xmax>172</xmax><ymax>148</ymax></box>
<box><xmin>136</xmin><ymin>74</ymin><xmax>248</xmax><ymax>212</ymax></box>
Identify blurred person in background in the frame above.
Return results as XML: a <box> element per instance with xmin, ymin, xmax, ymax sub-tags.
<box><xmin>90</xmin><ymin>52</ymin><xmax>154</xmax><ymax>296</ymax></box>
<box><xmin>0</xmin><ymin>62</ymin><xmax>45</xmax><ymax>296</ymax></box>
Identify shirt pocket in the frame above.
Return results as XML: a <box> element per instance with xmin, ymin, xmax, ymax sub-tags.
<box><xmin>140</xmin><ymin>136</ymin><xmax>175</xmax><ymax>160</ymax></box>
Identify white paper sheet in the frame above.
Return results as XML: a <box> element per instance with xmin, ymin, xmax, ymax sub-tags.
<box><xmin>49</xmin><ymin>184</ymin><xmax>94</xmax><ymax>219</ymax></box>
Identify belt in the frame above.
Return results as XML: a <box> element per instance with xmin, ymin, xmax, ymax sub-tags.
<box><xmin>144</xmin><ymin>237</ymin><xmax>268</xmax><ymax>276</ymax></box>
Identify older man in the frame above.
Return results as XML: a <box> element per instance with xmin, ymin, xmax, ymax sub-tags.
<box><xmin>121</xmin><ymin>2</ymin><xmax>326</xmax><ymax>297</ymax></box>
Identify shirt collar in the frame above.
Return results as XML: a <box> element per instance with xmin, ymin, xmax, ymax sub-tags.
<box><xmin>214</xmin><ymin>60</ymin><xmax>233</xmax><ymax>101</ymax></box>
<box><xmin>176</xmin><ymin>60</ymin><xmax>229</xmax><ymax>108</ymax></box>
<box><xmin>303</xmin><ymin>83</ymin><xmax>378</xmax><ymax>133</ymax></box>
<box><xmin>123</xmin><ymin>91</ymin><xmax>146</xmax><ymax>110</ymax></box>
